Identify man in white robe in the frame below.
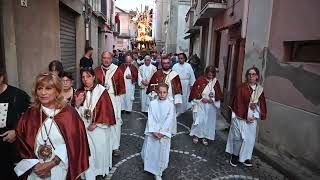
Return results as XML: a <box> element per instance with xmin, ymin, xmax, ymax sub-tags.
<box><xmin>141</xmin><ymin>83</ymin><xmax>175</xmax><ymax>180</ymax></box>
<box><xmin>172</xmin><ymin>53</ymin><xmax>196</xmax><ymax>116</ymax></box>
<box><xmin>120</xmin><ymin>55</ymin><xmax>138</xmax><ymax>113</ymax></box>
<box><xmin>138</xmin><ymin>55</ymin><xmax>157</xmax><ymax>113</ymax></box>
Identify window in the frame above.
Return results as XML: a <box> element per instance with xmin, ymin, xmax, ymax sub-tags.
<box><xmin>91</xmin><ymin>0</ymin><xmax>101</xmax><ymax>12</ymax></box>
<box><xmin>214</xmin><ymin>31</ymin><xmax>221</xmax><ymax>68</ymax></box>
<box><xmin>284</xmin><ymin>40</ymin><xmax>320</xmax><ymax>63</ymax></box>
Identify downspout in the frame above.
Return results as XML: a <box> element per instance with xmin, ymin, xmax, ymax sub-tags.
<box><xmin>241</xmin><ymin>0</ymin><xmax>250</xmax><ymax>38</ymax></box>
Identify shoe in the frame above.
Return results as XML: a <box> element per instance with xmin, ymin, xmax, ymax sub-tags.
<box><xmin>242</xmin><ymin>159</ymin><xmax>253</xmax><ymax>167</ymax></box>
<box><xmin>192</xmin><ymin>137</ymin><xmax>199</xmax><ymax>144</ymax></box>
<box><xmin>154</xmin><ymin>175</ymin><xmax>162</xmax><ymax>180</ymax></box>
<box><xmin>229</xmin><ymin>155</ymin><xmax>239</xmax><ymax>167</ymax></box>
<box><xmin>113</xmin><ymin>149</ymin><xmax>121</xmax><ymax>157</ymax></box>
<box><xmin>202</xmin><ymin>138</ymin><xmax>208</xmax><ymax>146</ymax></box>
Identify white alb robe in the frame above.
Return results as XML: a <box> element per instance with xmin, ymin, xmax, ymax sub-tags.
<box><xmin>141</xmin><ymin>98</ymin><xmax>175</xmax><ymax>176</ymax></box>
<box><xmin>225</xmin><ymin>84</ymin><xmax>262</xmax><ymax>162</ymax></box>
<box><xmin>149</xmin><ymin>70</ymin><xmax>182</xmax><ymax>134</ymax></box>
<box><xmin>172</xmin><ymin>63</ymin><xmax>195</xmax><ymax>115</ymax></box>
<box><xmin>15</xmin><ymin>107</ymin><xmax>68</xmax><ymax>180</ymax></box>
<box><xmin>190</xmin><ymin>79</ymin><xmax>221</xmax><ymax>140</ymax></box>
<box><xmin>76</xmin><ymin>84</ymin><xmax>112</xmax><ymax>178</ymax></box>
<box><xmin>103</xmin><ymin>64</ymin><xmax>122</xmax><ymax>150</ymax></box>
<box><xmin>138</xmin><ymin>64</ymin><xmax>157</xmax><ymax>112</ymax></box>
<box><xmin>121</xmin><ymin>67</ymin><xmax>135</xmax><ymax>112</ymax></box>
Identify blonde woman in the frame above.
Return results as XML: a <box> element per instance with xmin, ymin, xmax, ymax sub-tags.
<box><xmin>14</xmin><ymin>72</ymin><xmax>90</xmax><ymax>180</ymax></box>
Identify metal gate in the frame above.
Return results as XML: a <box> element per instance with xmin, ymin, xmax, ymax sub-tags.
<box><xmin>59</xmin><ymin>5</ymin><xmax>76</xmax><ymax>79</ymax></box>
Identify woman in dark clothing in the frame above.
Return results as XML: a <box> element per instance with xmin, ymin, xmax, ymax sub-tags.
<box><xmin>48</xmin><ymin>60</ymin><xmax>64</xmax><ymax>78</ymax></box>
<box><xmin>80</xmin><ymin>46</ymin><xmax>94</xmax><ymax>69</ymax></box>
<box><xmin>61</xmin><ymin>71</ymin><xmax>76</xmax><ymax>104</ymax></box>
<box><xmin>0</xmin><ymin>68</ymin><xmax>30</xmax><ymax>180</ymax></box>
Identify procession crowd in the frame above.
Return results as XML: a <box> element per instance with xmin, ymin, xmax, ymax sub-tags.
<box><xmin>0</xmin><ymin>47</ymin><xmax>266</xmax><ymax>180</ymax></box>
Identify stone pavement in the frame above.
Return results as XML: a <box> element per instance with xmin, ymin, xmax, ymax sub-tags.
<box><xmin>106</xmin><ymin>89</ymin><xmax>288</xmax><ymax>180</ymax></box>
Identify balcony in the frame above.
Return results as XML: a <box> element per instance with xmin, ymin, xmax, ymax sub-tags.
<box><xmin>185</xmin><ymin>7</ymin><xmax>200</xmax><ymax>34</ymax></box>
<box><xmin>194</xmin><ymin>0</ymin><xmax>227</xmax><ymax>26</ymax></box>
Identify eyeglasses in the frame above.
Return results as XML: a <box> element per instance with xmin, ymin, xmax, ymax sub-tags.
<box><xmin>248</xmin><ymin>73</ymin><xmax>257</xmax><ymax>76</ymax></box>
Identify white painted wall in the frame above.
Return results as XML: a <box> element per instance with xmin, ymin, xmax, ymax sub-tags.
<box><xmin>176</xmin><ymin>3</ymin><xmax>190</xmax><ymax>53</ymax></box>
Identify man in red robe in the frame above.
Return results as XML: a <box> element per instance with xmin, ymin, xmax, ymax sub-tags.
<box><xmin>15</xmin><ymin>106</ymin><xmax>90</xmax><ymax>180</ymax></box>
<box><xmin>119</xmin><ymin>54</ymin><xmax>138</xmax><ymax>113</ymax></box>
<box><xmin>94</xmin><ymin>51</ymin><xmax>125</xmax><ymax>156</ymax></box>
<box><xmin>146</xmin><ymin>55</ymin><xmax>183</xmax><ymax>134</ymax></box>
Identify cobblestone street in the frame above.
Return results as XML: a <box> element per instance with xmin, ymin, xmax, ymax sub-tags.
<box><xmin>106</xmin><ymin>89</ymin><xmax>288</xmax><ymax>180</ymax></box>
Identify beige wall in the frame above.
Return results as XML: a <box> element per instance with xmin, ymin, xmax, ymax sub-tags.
<box><xmin>115</xmin><ymin>10</ymin><xmax>130</xmax><ymax>35</ymax></box>
<box><xmin>14</xmin><ymin>0</ymin><xmax>60</xmax><ymax>93</ymax></box>
<box><xmin>1</xmin><ymin>0</ymin><xmax>86</xmax><ymax>93</ymax></box>
<box><xmin>75</xmin><ymin>14</ymin><xmax>86</xmax><ymax>86</ymax></box>
<box><xmin>1</xmin><ymin>0</ymin><xmax>19</xmax><ymax>87</ymax></box>
<box><xmin>90</xmin><ymin>17</ymin><xmax>100</xmax><ymax>69</ymax></box>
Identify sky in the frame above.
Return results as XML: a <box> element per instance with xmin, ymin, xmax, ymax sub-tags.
<box><xmin>115</xmin><ymin>0</ymin><xmax>155</xmax><ymax>11</ymax></box>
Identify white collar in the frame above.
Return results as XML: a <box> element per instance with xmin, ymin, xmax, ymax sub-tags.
<box><xmin>41</xmin><ymin>105</ymin><xmax>57</xmax><ymax>117</ymax></box>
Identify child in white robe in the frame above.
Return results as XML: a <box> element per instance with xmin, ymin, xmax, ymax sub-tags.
<box><xmin>141</xmin><ymin>82</ymin><xmax>175</xmax><ymax>180</ymax></box>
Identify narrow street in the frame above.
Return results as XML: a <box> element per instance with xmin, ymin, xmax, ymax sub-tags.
<box><xmin>107</xmin><ymin>88</ymin><xmax>287</xmax><ymax>180</ymax></box>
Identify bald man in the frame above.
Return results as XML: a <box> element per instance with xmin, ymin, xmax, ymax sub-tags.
<box><xmin>95</xmin><ymin>51</ymin><xmax>125</xmax><ymax>156</ymax></box>
<box><xmin>138</xmin><ymin>55</ymin><xmax>157</xmax><ymax>113</ymax></box>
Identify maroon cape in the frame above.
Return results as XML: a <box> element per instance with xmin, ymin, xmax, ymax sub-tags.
<box><xmin>94</xmin><ymin>66</ymin><xmax>126</xmax><ymax>96</ymax></box>
<box><xmin>146</xmin><ymin>70</ymin><xmax>182</xmax><ymax>95</ymax></box>
<box><xmin>74</xmin><ymin>87</ymin><xmax>116</xmax><ymax>126</ymax></box>
<box><xmin>232</xmin><ymin>83</ymin><xmax>267</xmax><ymax>120</ymax></box>
<box><xmin>119</xmin><ymin>64</ymin><xmax>139</xmax><ymax>84</ymax></box>
<box><xmin>189</xmin><ymin>76</ymin><xmax>223</xmax><ymax>102</ymax></box>
<box><xmin>15</xmin><ymin>106</ymin><xmax>90</xmax><ymax>180</ymax></box>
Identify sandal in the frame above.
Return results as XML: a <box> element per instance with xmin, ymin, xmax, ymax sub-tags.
<box><xmin>202</xmin><ymin>138</ymin><xmax>208</xmax><ymax>146</ymax></box>
<box><xmin>193</xmin><ymin>137</ymin><xmax>199</xmax><ymax>144</ymax></box>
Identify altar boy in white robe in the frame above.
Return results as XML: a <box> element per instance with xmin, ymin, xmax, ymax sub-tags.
<box><xmin>189</xmin><ymin>66</ymin><xmax>223</xmax><ymax>146</ymax></box>
<box><xmin>141</xmin><ymin>83</ymin><xmax>175</xmax><ymax>180</ymax></box>
<box><xmin>172</xmin><ymin>53</ymin><xmax>196</xmax><ymax>116</ymax></box>
<box><xmin>138</xmin><ymin>55</ymin><xmax>157</xmax><ymax>113</ymax></box>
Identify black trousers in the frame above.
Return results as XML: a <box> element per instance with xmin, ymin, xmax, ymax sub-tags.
<box><xmin>0</xmin><ymin>139</ymin><xmax>19</xmax><ymax>180</ymax></box>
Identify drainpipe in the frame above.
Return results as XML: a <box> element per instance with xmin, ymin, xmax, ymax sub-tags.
<box><xmin>206</xmin><ymin>17</ymin><xmax>213</xmax><ymax>67</ymax></box>
<box><xmin>241</xmin><ymin>0</ymin><xmax>250</xmax><ymax>38</ymax></box>
<box><xmin>84</xmin><ymin>0</ymin><xmax>92</xmax><ymax>47</ymax></box>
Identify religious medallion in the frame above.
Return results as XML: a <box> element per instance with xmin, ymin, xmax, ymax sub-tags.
<box><xmin>84</xmin><ymin>109</ymin><xmax>92</xmax><ymax>120</ymax></box>
<box><xmin>249</xmin><ymin>103</ymin><xmax>257</xmax><ymax>111</ymax></box>
<box><xmin>105</xmin><ymin>84</ymin><xmax>110</xmax><ymax>90</ymax></box>
<box><xmin>209</xmin><ymin>92</ymin><xmax>214</xmax><ymax>98</ymax></box>
<box><xmin>38</xmin><ymin>143</ymin><xmax>53</xmax><ymax>161</ymax></box>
